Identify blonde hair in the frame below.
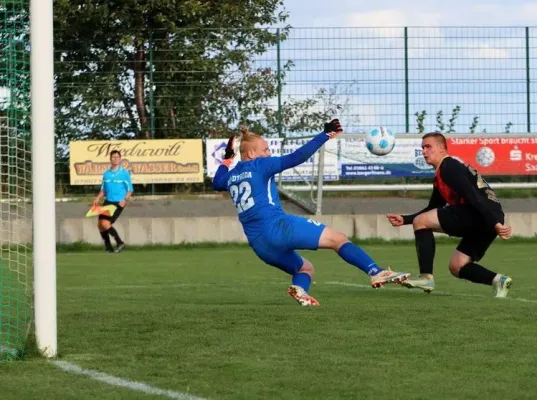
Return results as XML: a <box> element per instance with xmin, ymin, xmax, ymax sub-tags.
<box><xmin>239</xmin><ymin>125</ymin><xmax>262</xmax><ymax>156</ymax></box>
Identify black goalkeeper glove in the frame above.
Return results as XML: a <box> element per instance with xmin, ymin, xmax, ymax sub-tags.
<box><xmin>324</xmin><ymin>119</ymin><xmax>343</xmax><ymax>134</ymax></box>
<box><xmin>224</xmin><ymin>136</ymin><xmax>236</xmax><ymax>160</ymax></box>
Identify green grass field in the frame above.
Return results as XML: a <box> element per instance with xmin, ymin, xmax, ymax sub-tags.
<box><xmin>1</xmin><ymin>241</ymin><xmax>537</xmax><ymax>399</ymax></box>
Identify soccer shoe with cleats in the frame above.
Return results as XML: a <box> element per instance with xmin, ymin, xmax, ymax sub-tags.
<box><xmin>370</xmin><ymin>268</ymin><xmax>410</xmax><ymax>288</ymax></box>
<box><xmin>400</xmin><ymin>275</ymin><xmax>435</xmax><ymax>293</ymax></box>
<box><xmin>115</xmin><ymin>243</ymin><xmax>125</xmax><ymax>253</ymax></box>
<box><xmin>287</xmin><ymin>285</ymin><xmax>320</xmax><ymax>306</ymax></box>
<box><xmin>493</xmin><ymin>275</ymin><xmax>512</xmax><ymax>298</ymax></box>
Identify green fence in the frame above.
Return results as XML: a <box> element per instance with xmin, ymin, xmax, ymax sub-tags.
<box><xmin>49</xmin><ymin>27</ymin><xmax>537</xmax><ymax>195</ymax></box>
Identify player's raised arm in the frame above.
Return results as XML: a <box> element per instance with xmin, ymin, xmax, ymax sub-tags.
<box><xmin>212</xmin><ymin>136</ymin><xmax>235</xmax><ymax>191</ymax></box>
<box><xmin>261</xmin><ymin>119</ymin><xmax>343</xmax><ymax>176</ymax></box>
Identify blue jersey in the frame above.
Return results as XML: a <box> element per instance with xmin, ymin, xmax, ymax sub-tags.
<box><xmin>101</xmin><ymin>166</ymin><xmax>133</xmax><ymax>202</ymax></box>
<box><xmin>213</xmin><ymin>132</ymin><xmax>329</xmax><ymax>240</ymax></box>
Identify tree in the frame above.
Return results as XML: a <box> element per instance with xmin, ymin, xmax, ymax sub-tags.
<box><xmin>53</xmin><ymin>0</ymin><xmax>290</xmax><ymax>147</ymax></box>
<box><xmin>262</xmin><ymin>83</ymin><xmax>361</xmax><ymax>136</ymax></box>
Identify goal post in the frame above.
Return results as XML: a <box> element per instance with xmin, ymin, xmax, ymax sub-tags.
<box><xmin>30</xmin><ymin>0</ymin><xmax>57</xmax><ymax>358</ymax></box>
<box><xmin>0</xmin><ymin>0</ymin><xmax>57</xmax><ymax>360</ymax></box>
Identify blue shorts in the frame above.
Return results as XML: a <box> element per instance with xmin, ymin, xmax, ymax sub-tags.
<box><xmin>249</xmin><ymin>215</ymin><xmax>326</xmax><ymax>275</ymax></box>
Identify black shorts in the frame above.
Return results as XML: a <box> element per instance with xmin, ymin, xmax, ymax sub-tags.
<box><xmin>437</xmin><ymin>204</ymin><xmax>504</xmax><ymax>262</ymax></box>
<box><xmin>98</xmin><ymin>200</ymin><xmax>124</xmax><ymax>224</ymax></box>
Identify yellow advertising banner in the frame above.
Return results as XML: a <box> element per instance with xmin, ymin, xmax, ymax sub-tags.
<box><xmin>69</xmin><ymin>139</ymin><xmax>204</xmax><ymax>185</ymax></box>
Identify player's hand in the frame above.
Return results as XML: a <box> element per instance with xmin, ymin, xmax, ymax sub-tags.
<box><xmin>221</xmin><ymin>136</ymin><xmax>236</xmax><ymax>167</ymax></box>
<box><xmin>495</xmin><ymin>223</ymin><xmax>512</xmax><ymax>240</ymax></box>
<box><xmin>119</xmin><ymin>199</ymin><xmax>127</xmax><ymax>208</ymax></box>
<box><xmin>93</xmin><ymin>197</ymin><xmax>100</xmax><ymax>206</ymax></box>
<box><xmin>224</xmin><ymin>136</ymin><xmax>236</xmax><ymax>160</ymax></box>
<box><xmin>324</xmin><ymin>119</ymin><xmax>343</xmax><ymax>138</ymax></box>
<box><xmin>386</xmin><ymin>213</ymin><xmax>404</xmax><ymax>227</ymax></box>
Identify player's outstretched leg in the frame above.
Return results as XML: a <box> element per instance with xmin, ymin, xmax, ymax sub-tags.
<box><xmin>318</xmin><ymin>227</ymin><xmax>410</xmax><ymax>288</ymax></box>
<box><xmin>449</xmin><ymin>249</ymin><xmax>513</xmax><ymax>298</ymax></box>
<box><xmin>286</xmin><ymin>257</ymin><xmax>320</xmax><ymax>306</ymax></box>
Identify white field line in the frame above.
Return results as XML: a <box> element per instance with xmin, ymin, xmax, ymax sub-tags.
<box><xmin>60</xmin><ymin>283</ymin><xmax>223</xmax><ymax>291</ymax></box>
<box><xmin>59</xmin><ymin>281</ymin><xmax>285</xmax><ymax>291</ymax></box>
<box><xmin>51</xmin><ymin>361</ymin><xmax>206</xmax><ymax>400</ymax></box>
<box><xmin>325</xmin><ymin>281</ymin><xmax>537</xmax><ymax>304</ymax></box>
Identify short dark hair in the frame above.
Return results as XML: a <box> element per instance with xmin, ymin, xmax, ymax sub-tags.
<box><xmin>422</xmin><ymin>131</ymin><xmax>447</xmax><ymax>150</ymax></box>
<box><xmin>110</xmin><ymin>150</ymin><xmax>121</xmax><ymax>157</ymax></box>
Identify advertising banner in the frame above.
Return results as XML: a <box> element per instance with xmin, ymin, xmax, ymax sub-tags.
<box><xmin>447</xmin><ymin>136</ymin><xmax>537</xmax><ymax>175</ymax></box>
<box><xmin>339</xmin><ymin>137</ymin><xmax>435</xmax><ymax>178</ymax></box>
<box><xmin>69</xmin><ymin>139</ymin><xmax>204</xmax><ymax>185</ymax></box>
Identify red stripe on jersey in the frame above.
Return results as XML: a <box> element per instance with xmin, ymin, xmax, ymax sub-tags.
<box><xmin>434</xmin><ymin>168</ymin><xmax>465</xmax><ymax>206</ymax></box>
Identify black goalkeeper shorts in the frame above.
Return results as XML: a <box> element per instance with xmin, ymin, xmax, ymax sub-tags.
<box><xmin>98</xmin><ymin>200</ymin><xmax>124</xmax><ymax>224</ymax></box>
<box><xmin>437</xmin><ymin>204</ymin><xmax>504</xmax><ymax>262</ymax></box>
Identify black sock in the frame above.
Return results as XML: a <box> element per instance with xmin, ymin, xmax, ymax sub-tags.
<box><xmin>108</xmin><ymin>227</ymin><xmax>123</xmax><ymax>245</ymax></box>
<box><xmin>458</xmin><ymin>262</ymin><xmax>496</xmax><ymax>286</ymax></box>
<box><xmin>100</xmin><ymin>230</ymin><xmax>114</xmax><ymax>251</ymax></box>
<box><xmin>414</xmin><ymin>228</ymin><xmax>435</xmax><ymax>275</ymax></box>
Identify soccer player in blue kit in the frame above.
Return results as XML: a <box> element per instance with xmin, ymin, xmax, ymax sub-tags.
<box><xmin>212</xmin><ymin>120</ymin><xmax>410</xmax><ymax>306</ymax></box>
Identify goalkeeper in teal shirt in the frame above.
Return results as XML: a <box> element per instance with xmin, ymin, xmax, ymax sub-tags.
<box><xmin>93</xmin><ymin>150</ymin><xmax>133</xmax><ymax>253</ymax></box>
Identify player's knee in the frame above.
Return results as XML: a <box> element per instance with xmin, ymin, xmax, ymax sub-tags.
<box><xmin>449</xmin><ymin>251</ymin><xmax>472</xmax><ymax>277</ymax></box>
<box><xmin>412</xmin><ymin>213</ymin><xmax>428</xmax><ymax>230</ymax></box>
<box><xmin>331</xmin><ymin>231</ymin><xmax>349</xmax><ymax>250</ymax></box>
<box><xmin>319</xmin><ymin>227</ymin><xmax>349</xmax><ymax>250</ymax></box>
<box><xmin>448</xmin><ymin>259</ymin><xmax>468</xmax><ymax>277</ymax></box>
<box><xmin>448</xmin><ymin>262</ymin><xmax>462</xmax><ymax>277</ymax></box>
<box><xmin>298</xmin><ymin>261</ymin><xmax>315</xmax><ymax>278</ymax></box>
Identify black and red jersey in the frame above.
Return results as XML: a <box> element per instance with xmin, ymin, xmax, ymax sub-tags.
<box><xmin>434</xmin><ymin>161</ymin><xmax>465</xmax><ymax>206</ymax></box>
<box><xmin>403</xmin><ymin>156</ymin><xmax>504</xmax><ymax>229</ymax></box>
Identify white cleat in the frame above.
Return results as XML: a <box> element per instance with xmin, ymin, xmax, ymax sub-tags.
<box><xmin>370</xmin><ymin>268</ymin><xmax>410</xmax><ymax>289</ymax></box>
<box><xmin>401</xmin><ymin>275</ymin><xmax>435</xmax><ymax>293</ymax></box>
<box><xmin>493</xmin><ymin>275</ymin><xmax>512</xmax><ymax>298</ymax></box>
<box><xmin>287</xmin><ymin>285</ymin><xmax>320</xmax><ymax>306</ymax></box>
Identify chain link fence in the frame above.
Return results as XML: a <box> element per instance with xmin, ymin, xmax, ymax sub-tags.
<box><xmin>51</xmin><ymin>26</ymin><xmax>537</xmax><ymax>196</ymax></box>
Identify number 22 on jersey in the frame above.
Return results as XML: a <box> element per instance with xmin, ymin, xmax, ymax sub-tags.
<box><xmin>229</xmin><ymin>181</ymin><xmax>255</xmax><ymax>213</ymax></box>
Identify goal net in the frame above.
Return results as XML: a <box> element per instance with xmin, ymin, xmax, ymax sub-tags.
<box><xmin>0</xmin><ymin>0</ymin><xmax>33</xmax><ymax>361</ymax></box>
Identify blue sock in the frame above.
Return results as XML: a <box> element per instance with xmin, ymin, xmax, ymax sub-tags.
<box><xmin>337</xmin><ymin>242</ymin><xmax>382</xmax><ymax>276</ymax></box>
<box><xmin>292</xmin><ymin>273</ymin><xmax>312</xmax><ymax>291</ymax></box>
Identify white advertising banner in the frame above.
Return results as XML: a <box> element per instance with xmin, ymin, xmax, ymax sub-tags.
<box><xmin>338</xmin><ymin>137</ymin><xmax>434</xmax><ymax>177</ymax></box>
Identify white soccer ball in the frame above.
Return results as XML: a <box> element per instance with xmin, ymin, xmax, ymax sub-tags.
<box><xmin>476</xmin><ymin>146</ymin><xmax>495</xmax><ymax>167</ymax></box>
<box><xmin>365</xmin><ymin>127</ymin><xmax>396</xmax><ymax>156</ymax></box>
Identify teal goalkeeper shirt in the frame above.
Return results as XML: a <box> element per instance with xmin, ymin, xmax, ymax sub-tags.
<box><xmin>101</xmin><ymin>166</ymin><xmax>134</xmax><ymax>202</ymax></box>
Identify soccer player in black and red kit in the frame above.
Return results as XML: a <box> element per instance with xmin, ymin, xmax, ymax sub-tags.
<box><xmin>386</xmin><ymin>132</ymin><xmax>513</xmax><ymax>297</ymax></box>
